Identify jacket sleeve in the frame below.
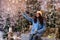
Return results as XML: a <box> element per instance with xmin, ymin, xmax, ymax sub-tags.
<box><xmin>22</xmin><ymin>12</ymin><xmax>33</xmax><ymax>22</ymax></box>
<box><xmin>37</xmin><ymin>20</ymin><xmax>46</xmax><ymax>34</ymax></box>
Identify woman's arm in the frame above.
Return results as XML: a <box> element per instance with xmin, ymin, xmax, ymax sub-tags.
<box><xmin>37</xmin><ymin>20</ymin><xmax>46</xmax><ymax>34</ymax></box>
<box><xmin>22</xmin><ymin>12</ymin><xmax>33</xmax><ymax>22</ymax></box>
<box><xmin>20</xmin><ymin>6</ymin><xmax>33</xmax><ymax>22</ymax></box>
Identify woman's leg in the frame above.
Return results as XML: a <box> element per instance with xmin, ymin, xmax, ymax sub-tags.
<box><xmin>32</xmin><ymin>34</ymin><xmax>42</xmax><ymax>40</ymax></box>
<box><xmin>33</xmin><ymin>35</ymin><xmax>38</xmax><ymax>40</ymax></box>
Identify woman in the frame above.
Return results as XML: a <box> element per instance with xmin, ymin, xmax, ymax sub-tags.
<box><xmin>21</xmin><ymin>11</ymin><xmax>46</xmax><ymax>40</ymax></box>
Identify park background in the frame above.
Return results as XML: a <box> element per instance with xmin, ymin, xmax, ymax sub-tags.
<box><xmin>0</xmin><ymin>0</ymin><xmax>60</xmax><ymax>40</ymax></box>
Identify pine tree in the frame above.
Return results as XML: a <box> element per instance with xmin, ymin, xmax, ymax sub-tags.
<box><xmin>46</xmin><ymin>0</ymin><xmax>60</xmax><ymax>28</ymax></box>
<box><xmin>15</xmin><ymin>11</ymin><xmax>30</xmax><ymax>32</ymax></box>
<box><xmin>3</xmin><ymin>14</ymin><xmax>11</xmax><ymax>38</ymax></box>
<box><xmin>4</xmin><ymin>14</ymin><xmax>11</xmax><ymax>32</ymax></box>
<box><xmin>26</xmin><ymin>0</ymin><xmax>41</xmax><ymax>16</ymax></box>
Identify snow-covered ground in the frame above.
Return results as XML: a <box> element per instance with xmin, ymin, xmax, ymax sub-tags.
<box><xmin>0</xmin><ymin>31</ymin><xmax>4</xmax><ymax>40</ymax></box>
<box><xmin>21</xmin><ymin>33</ymin><xmax>59</xmax><ymax>40</ymax></box>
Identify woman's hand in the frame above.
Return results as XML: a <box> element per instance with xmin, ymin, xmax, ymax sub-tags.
<box><xmin>20</xmin><ymin>5</ymin><xmax>26</xmax><ymax>13</ymax></box>
<box><xmin>21</xmin><ymin>8</ymin><xmax>25</xmax><ymax>13</ymax></box>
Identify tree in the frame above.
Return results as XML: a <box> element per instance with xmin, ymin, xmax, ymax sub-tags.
<box><xmin>26</xmin><ymin>0</ymin><xmax>41</xmax><ymax>16</ymax></box>
<box><xmin>46</xmin><ymin>0</ymin><xmax>57</xmax><ymax>28</ymax></box>
<box><xmin>3</xmin><ymin>14</ymin><xmax>11</xmax><ymax>38</ymax></box>
<box><xmin>4</xmin><ymin>14</ymin><xmax>11</xmax><ymax>32</ymax></box>
<box><xmin>13</xmin><ymin>11</ymin><xmax>30</xmax><ymax>32</ymax></box>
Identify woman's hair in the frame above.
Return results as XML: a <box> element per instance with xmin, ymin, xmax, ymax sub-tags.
<box><xmin>34</xmin><ymin>13</ymin><xmax>43</xmax><ymax>25</ymax></box>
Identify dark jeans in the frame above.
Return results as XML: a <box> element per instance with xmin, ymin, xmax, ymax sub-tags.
<box><xmin>29</xmin><ymin>34</ymin><xmax>42</xmax><ymax>40</ymax></box>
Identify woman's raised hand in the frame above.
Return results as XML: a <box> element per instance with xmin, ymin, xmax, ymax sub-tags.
<box><xmin>20</xmin><ymin>5</ymin><xmax>26</xmax><ymax>13</ymax></box>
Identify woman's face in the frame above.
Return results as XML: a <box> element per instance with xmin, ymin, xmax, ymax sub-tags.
<box><xmin>36</xmin><ymin>13</ymin><xmax>40</xmax><ymax>17</ymax></box>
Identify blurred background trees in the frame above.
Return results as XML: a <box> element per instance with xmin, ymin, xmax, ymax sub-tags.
<box><xmin>0</xmin><ymin>0</ymin><xmax>60</xmax><ymax>38</ymax></box>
